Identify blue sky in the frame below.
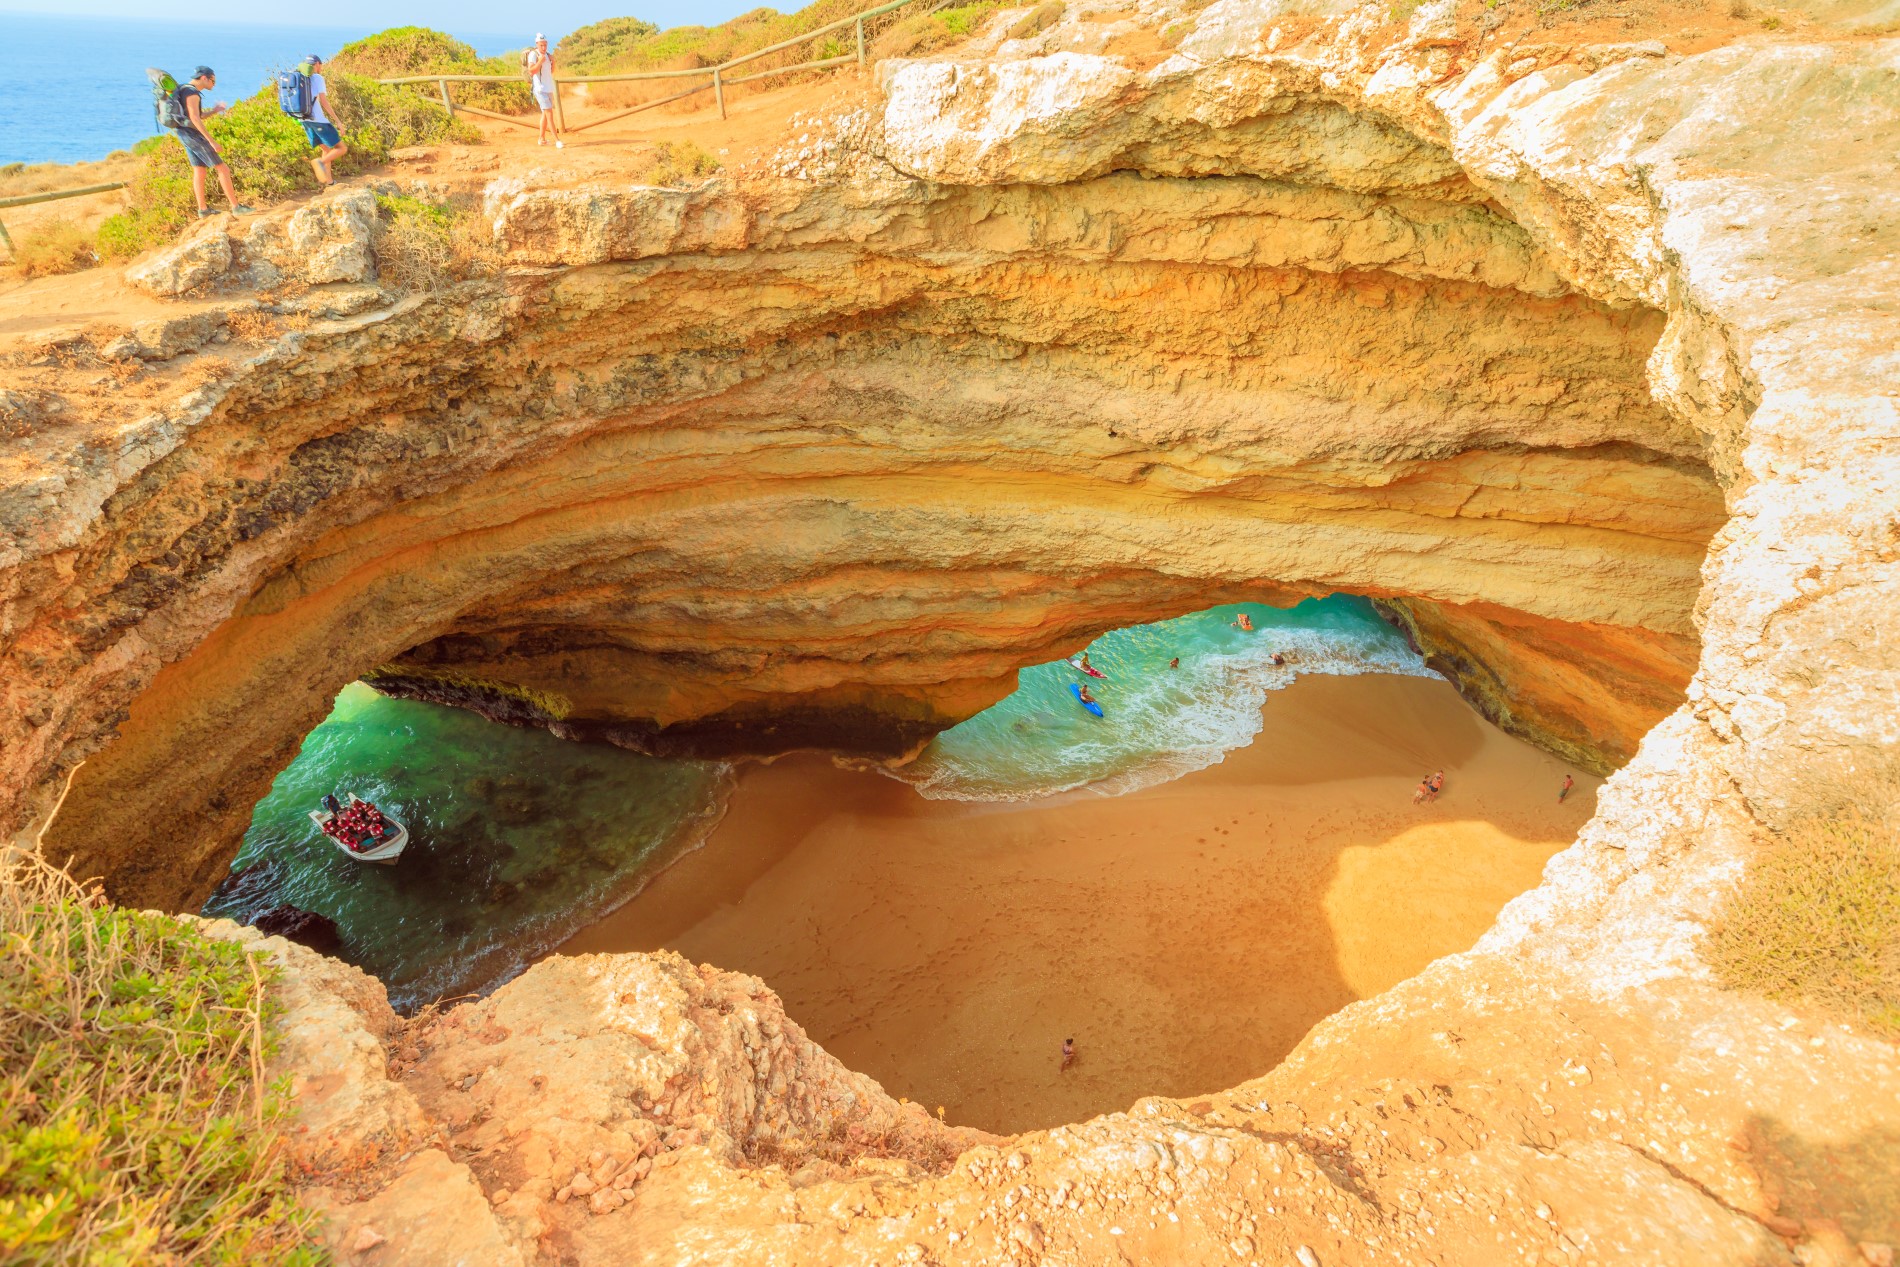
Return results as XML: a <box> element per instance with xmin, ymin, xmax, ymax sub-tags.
<box><xmin>0</xmin><ymin>0</ymin><xmax>758</xmax><ymax>41</ymax></box>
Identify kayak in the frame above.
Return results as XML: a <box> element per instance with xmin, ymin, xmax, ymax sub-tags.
<box><xmin>1069</xmin><ymin>682</ymin><xmax>1105</xmax><ymax>718</ymax></box>
<box><xmin>309</xmin><ymin>796</ymin><xmax>408</xmax><ymax>865</ymax></box>
<box><xmin>1067</xmin><ymin>658</ymin><xmax>1107</xmax><ymax>679</ymax></box>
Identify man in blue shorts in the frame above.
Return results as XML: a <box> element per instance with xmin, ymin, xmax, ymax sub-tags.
<box><xmin>299</xmin><ymin>54</ymin><xmax>349</xmax><ymax>185</ymax></box>
<box><xmin>169</xmin><ymin>67</ymin><xmax>251</xmax><ymax>217</ymax></box>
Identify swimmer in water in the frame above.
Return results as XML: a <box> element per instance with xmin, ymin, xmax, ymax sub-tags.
<box><xmin>1271</xmin><ymin>652</ymin><xmax>1285</xmax><ymax>666</ymax></box>
<box><xmin>1061</xmin><ymin>1038</ymin><xmax>1076</xmax><ymax>1072</ymax></box>
<box><xmin>1233</xmin><ymin>612</ymin><xmax>1255</xmax><ymax>631</ymax></box>
<box><xmin>1169</xmin><ymin>657</ymin><xmax>1180</xmax><ymax>669</ymax></box>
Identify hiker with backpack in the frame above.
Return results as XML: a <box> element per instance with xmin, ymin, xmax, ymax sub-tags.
<box><xmin>524</xmin><ymin>34</ymin><xmax>564</xmax><ymax>149</ymax></box>
<box><xmin>279</xmin><ymin>54</ymin><xmax>348</xmax><ymax>186</ymax></box>
<box><xmin>158</xmin><ymin>67</ymin><xmax>251</xmax><ymax>218</ymax></box>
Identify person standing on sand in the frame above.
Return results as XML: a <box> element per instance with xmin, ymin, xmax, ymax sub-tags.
<box><xmin>169</xmin><ymin>68</ymin><xmax>250</xmax><ymax>218</ymax></box>
<box><xmin>1428</xmin><ymin>770</ymin><xmax>1445</xmax><ymax>801</ymax></box>
<box><xmin>1559</xmin><ymin>774</ymin><xmax>1575</xmax><ymax>802</ymax></box>
<box><xmin>1413</xmin><ymin>776</ymin><xmax>1432</xmax><ymax>805</ymax></box>
<box><xmin>526</xmin><ymin>34</ymin><xmax>564</xmax><ymax>149</ymax></box>
<box><xmin>1060</xmin><ymin>1038</ymin><xmax>1075</xmax><ymax>1072</ymax></box>
<box><xmin>299</xmin><ymin>55</ymin><xmax>348</xmax><ymax>186</ymax></box>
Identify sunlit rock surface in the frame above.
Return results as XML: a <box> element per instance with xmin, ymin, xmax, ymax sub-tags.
<box><xmin>5</xmin><ymin>0</ymin><xmax>1899</xmax><ymax>1261</ymax></box>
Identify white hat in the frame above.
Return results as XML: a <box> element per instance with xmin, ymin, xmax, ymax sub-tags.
<box><xmin>535</xmin><ymin>32</ymin><xmax>546</xmax><ymax>40</ymax></box>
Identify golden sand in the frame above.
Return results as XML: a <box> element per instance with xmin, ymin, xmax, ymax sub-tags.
<box><xmin>559</xmin><ymin>673</ymin><xmax>1597</xmax><ymax>1133</ymax></box>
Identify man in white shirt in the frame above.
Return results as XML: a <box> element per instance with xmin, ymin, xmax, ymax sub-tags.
<box><xmin>300</xmin><ymin>54</ymin><xmax>349</xmax><ymax>185</ymax></box>
<box><xmin>526</xmin><ymin>34</ymin><xmax>564</xmax><ymax>149</ymax></box>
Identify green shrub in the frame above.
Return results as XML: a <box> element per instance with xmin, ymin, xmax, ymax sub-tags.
<box><xmin>332</xmin><ymin>26</ymin><xmax>535</xmax><ymax>115</ymax></box>
<box><xmin>95</xmin><ymin>73</ymin><xmax>473</xmax><ymax>260</ymax></box>
<box><xmin>1707</xmin><ymin>806</ymin><xmax>1900</xmax><ymax>1038</ymax></box>
<box><xmin>0</xmin><ymin>853</ymin><xmax>321</xmax><ymax>1264</ymax></box>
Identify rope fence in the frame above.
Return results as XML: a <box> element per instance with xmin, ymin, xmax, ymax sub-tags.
<box><xmin>376</xmin><ymin>0</ymin><xmax>926</xmax><ymax>133</ymax></box>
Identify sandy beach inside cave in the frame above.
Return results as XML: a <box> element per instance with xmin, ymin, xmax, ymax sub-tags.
<box><xmin>558</xmin><ymin>673</ymin><xmax>1599</xmax><ymax>1134</ymax></box>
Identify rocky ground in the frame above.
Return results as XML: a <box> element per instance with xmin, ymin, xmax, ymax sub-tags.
<box><xmin>7</xmin><ymin>0</ymin><xmax>1900</xmax><ymax>1261</ymax></box>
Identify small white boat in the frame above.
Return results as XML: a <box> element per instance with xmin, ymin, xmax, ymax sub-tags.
<box><xmin>310</xmin><ymin>796</ymin><xmax>408</xmax><ymax>865</ymax></box>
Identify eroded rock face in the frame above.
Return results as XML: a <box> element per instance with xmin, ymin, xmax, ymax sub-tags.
<box><xmin>7</xmin><ymin>35</ymin><xmax>1735</xmax><ymax>907</ymax></box>
<box><xmin>7</xmin><ymin>3</ymin><xmax>1900</xmax><ymax>1261</ymax></box>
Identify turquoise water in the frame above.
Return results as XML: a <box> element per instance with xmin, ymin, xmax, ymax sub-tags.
<box><xmin>893</xmin><ymin>596</ymin><xmax>1434</xmax><ymax>800</ymax></box>
<box><xmin>202</xmin><ymin>683</ymin><xmax>730</xmax><ymax>1011</ymax></box>
<box><xmin>205</xmin><ymin>597</ymin><xmax>1426</xmax><ymax>1005</ymax></box>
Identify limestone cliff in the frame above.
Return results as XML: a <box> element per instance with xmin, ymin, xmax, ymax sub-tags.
<box><xmin>4</xmin><ymin>0</ymin><xmax>1899</xmax><ymax>1262</ymax></box>
<box><xmin>5</xmin><ymin>23</ymin><xmax>1733</xmax><ymax>906</ymax></box>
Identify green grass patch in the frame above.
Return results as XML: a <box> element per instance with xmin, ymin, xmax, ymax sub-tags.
<box><xmin>1707</xmin><ymin>806</ymin><xmax>1900</xmax><ymax>1038</ymax></box>
<box><xmin>0</xmin><ymin>852</ymin><xmax>321</xmax><ymax>1264</ymax></box>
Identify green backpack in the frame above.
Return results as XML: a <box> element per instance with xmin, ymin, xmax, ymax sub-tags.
<box><xmin>148</xmin><ymin>68</ymin><xmax>192</xmax><ymax>131</ymax></box>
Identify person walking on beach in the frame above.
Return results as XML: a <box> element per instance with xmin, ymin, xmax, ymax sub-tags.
<box><xmin>1060</xmin><ymin>1038</ymin><xmax>1076</xmax><ymax>1072</ymax></box>
<box><xmin>1428</xmin><ymin>770</ymin><xmax>1445</xmax><ymax>801</ymax></box>
<box><xmin>1559</xmin><ymin>774</ymin><xmax>1575</xmax><ymax>803</ymax></box>
<box><xmin>1412</xmin><ymin>776</ymin><xmax>1432</xmax><ymax>805</ymax></box>
<box><xmin>168</xmin><ymin>68</ymin><xmax>250</xmax><ymax>217</ymax></box>
<box><xmin>525</xmin><ymin>34</ymin><xmax>564</xmax><ymax>148</ymax></box>
<box><xmin>297</xmin><ymin>55</ymin><xmax>348</xmax><ymax>185</ymax></box>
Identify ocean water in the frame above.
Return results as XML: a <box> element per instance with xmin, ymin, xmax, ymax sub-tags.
<box><xmin>0</xmin><ymin>13</ymin><xmax>521</xmax><ymax>167</ymax></box>
<box><xmin>201</xmin><ymin>683</ymin><xmax>731</xmax><ymax>1011</ymax></box>
<box><xmin>892</xmin><ymin>596</ymin><xmax>1437</xmax><ymax>801</ymax></box>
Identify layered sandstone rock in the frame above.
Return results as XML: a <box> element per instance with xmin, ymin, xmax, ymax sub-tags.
<box><xmin>4</xmin><ymin>20</ymin><xmax>1735</xmax><ymax>906</ymax></box>
<box><xmin>4</xmin><ymin>0</ymin><xmax>1899</xmax><ymax>1262</ymax></box>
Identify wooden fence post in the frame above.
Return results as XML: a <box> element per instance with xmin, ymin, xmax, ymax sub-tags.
<box><xmin>713</xmin><ymin>67</ymin><xmax>726</xmax><ymax>119</ymax></box>
<box><xmin>553</xmin><ymin>79</ymin><xmax>568</xmax><ymax>133</ymax></box>
<box><xmin>857</xmin><ymin>18</ymin><xmax>867</xmax><ymax>67</ymax></box>
<box><xmin>437</xmin><ymin>78</ymin><xmax>452</xmax><ymax>114</ymax></box>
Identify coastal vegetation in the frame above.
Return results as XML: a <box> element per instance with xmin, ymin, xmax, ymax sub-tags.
<box><xmin>1708</xmin><ymin>794</ymin><xmax>1900</xmax><ymax>1037</ymax></box>
<box><xmin>558</xmin><ymin>0</ymin><xmax>1002</xmax><ymax>106</ymax></box>
<box><xmin>369</xmin><ymin>191</ymin><xmax>504</xmax><ymax>291</ymax></box>
<box><xmin>637</xmin><ymin>140</ymin><xmax>725</xmax><ymax>187</ymax></box>
<box><xmin>6</xmin><ymin>72</ymin><xmax>472</xmax><ymax>276</ymax></box>
<box><xmin>0</xmin><ymin>853</ymin><xmax>318</xmax><ymax>1264</ymax></box>
<box><xmin>329</xmin><ymin>26</ymin><xmax>535</xmax><ymax>115</ymax></box>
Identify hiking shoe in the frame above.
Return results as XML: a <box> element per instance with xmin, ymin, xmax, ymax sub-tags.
<box><xmin>197</xmin><ymin>207</ymin><xmax>217</xmax><ymax>218</ymax></box>
<box><xmin>231</xmin><ymin>204</ymin><xmax>254</xmax><ymax>215</ymax></box>
<box><xmin>555</xmin><ymin>140</ymin><xmax>564</xmax><ymax>149</ymax></box>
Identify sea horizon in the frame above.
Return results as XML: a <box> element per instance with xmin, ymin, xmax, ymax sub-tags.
<box><xmin>0</xmin><ymin>11</ymin><xmax>521</xmax><ymax>167</ymax></box>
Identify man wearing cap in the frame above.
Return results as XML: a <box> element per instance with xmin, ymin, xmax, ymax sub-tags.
<box><xmin>299</xmin><ymin>54</ymin><xmax>349</xmax><ymax>185</ymax></box>
<box><xmin>170</xmin><ymin>67</ymin><xmax>251</xmax><ymax>217</ymax></box>
<box><xmin>525</xmin><ymin>34</ymin><xmax>564</xmax><ymax>149</ymax></box>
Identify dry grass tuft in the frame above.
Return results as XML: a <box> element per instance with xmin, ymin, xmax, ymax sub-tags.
<box><xmin>1707</xmin><ymin>788</ymin><xmax>1900</xmax><ymax>1038</ymax></box>
<box><xmin>0</xmin><ymin>851</ymin><xmax>321</xmax><ymax>1264</ymax></box>
<box><xmin>637</xmin><ymin>140</ymin><xmax>723</xmax><ymax>188</ymax></box>
<box><xmin>224</xmin><ymin>307</ymin><xmax>282</xmax><ymax>345</ymax></box>
<box><xmin>371</xmin><ymin>191</ymin><xmax>501</xmax><ymax>292</ymax></box>
<box><xmin>9</xmin><ymin>219</ymin><xmax>98</xmax><ymax>278</ymax></box>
